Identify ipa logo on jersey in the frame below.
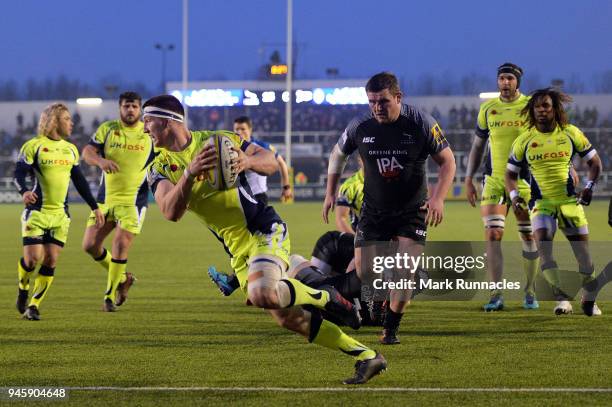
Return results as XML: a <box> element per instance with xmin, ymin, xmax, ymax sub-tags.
<box><xmin>376</xmin><ymin>156</ymin><xmax>404</xmax><ymax>178</ymax></box>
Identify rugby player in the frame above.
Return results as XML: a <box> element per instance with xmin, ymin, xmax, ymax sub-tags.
<box><xmin>335</xmin><ymin>164</ymin><xmax>364</xmax><ymax>234</ymax></box>
<box><xmin>81</xmin><ymin>92</ymin><xmax>155</xmax><ymax>312</ymax></box>
<box><xmin>323</xmin><ymin>72</ymin><xmax>456</xmax><ymax>345</ymax></box>
<box><xmin>14</xmin><ymin>103</ymin><xmax>104</xmax><ymax>320</ymax></box>
<box><xmin>144</xmin><ymin>95</ymin><xmax>386</xmax><ymax>385</ymax></box>
<box><xmin>208</xmin><ymin>230</ymin><xmax>387</xmax><ymax>326</ymax></box>
<box><xmin>505</xmin><ymin>88</ymin><xmax>603</xmax><ymax>316</ymax></box>
<box><xmin>233</xmin><ymin>116</ymin><xmax>293</xmax><ymax>205</ymax></box>
<box><xmin>465</xmin><ymin>63</ymin><xmax>540</xmax><ymax>311</ymax></box>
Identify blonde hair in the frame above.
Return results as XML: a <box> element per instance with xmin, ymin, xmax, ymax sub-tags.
<box><xmin>38</xmin><ymin>103</ymin><xmax>70</xmax><ymax>136</ymax></box>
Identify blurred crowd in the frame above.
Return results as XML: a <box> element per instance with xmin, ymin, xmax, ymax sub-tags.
<box><xmin>1</xmin><ymin>104</ymin><xmax>610</xmax><ymax>184</ymax></box>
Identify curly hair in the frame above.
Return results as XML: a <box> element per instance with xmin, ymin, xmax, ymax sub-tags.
<box><xmin>521</xmin><ymin>88</ymin><xmax>572</xmax><ymax>130</ymax></box>
<box><xmin>38</xmin><ymin>103</ymin><xmax>70</xmax><ymax>136</ymax></box>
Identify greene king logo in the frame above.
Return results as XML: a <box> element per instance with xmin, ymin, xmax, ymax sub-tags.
<box><xmin>376</xmin><ymin>157</ymin><xmax>404</xmax><ymax>178</ymax></box>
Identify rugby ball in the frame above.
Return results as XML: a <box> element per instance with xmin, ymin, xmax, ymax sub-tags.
<box><xmin>206</xmin><ymin>133</ymin><xmax>239</xmax><ymax>190</ymax></box>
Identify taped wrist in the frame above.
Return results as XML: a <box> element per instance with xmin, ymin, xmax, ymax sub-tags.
<box><xmin>327</xmin><ymin>146</ymin><xmax>348</xmax><ymax>175</ymax></box>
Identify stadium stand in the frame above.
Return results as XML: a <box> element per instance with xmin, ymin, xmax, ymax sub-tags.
<box><xmin>1</xmin><ymin>98</ymin><xmax>611</xmax><ymax>202</ymax></box>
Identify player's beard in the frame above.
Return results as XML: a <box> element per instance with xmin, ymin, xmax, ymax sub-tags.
<box><xmin>121</xmin><ymin>114</ymin><xmax>140</xmax><ymax>126</ymax></box>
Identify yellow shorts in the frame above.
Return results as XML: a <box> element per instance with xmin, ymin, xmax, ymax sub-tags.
<box><xmin>87</xmin><ymin>203</ymin><xmax>147</xmax><ymax>235</ymax></box>
<box><xmin>531</xmin><ymin>198</ymin><xmax>588</xmax><ymax>230</ymax></box>
<box><xmin>481</xmin><ymin>175</ymin><xmax>530</xmax><ymax>206</ymax></box>
<box><xmin>231</xmin><ymin>222</ymin><xmax>291</xmax><ymax>296</ymax></box>
<box><xmin>21</xmin><ymin>209</ymin><xmax>71</xmax><ymax>247</ymax></box>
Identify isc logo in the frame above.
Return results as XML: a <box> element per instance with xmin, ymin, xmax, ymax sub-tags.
<box><xmin>363</xmin><ymin>137</ymin><xmax>375</xmax><ymax>143</ymax></box>
<box><xmin>415</xmin><ymin>229</ymin><xmax>427</xmax><ymax>237</ymax></box>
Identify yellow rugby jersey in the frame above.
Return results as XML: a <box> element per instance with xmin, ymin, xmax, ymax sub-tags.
<box><xmin>476</xmin><ymin>94</ymin><xmax>530</xmax><ymax>178</ymax></box>
<box><xmin>16</xmin><ymin>135</ymin><xmax>80</xmax><ymax>214</ymax></box>
<box><xmin>508</xmin><ymin>125</ymin><xmax>596</xmax><ymax>201</ymax></box>
<box><xmin>336</xmin><ymin>169</ymin><xmax>364</xmax><ymax>230</ymax></box>
<box><xmin>89</xmin><ymin>120</ymin><xmax>155</xmax><ymax>207</ymax></box>
<box><xmin>147</xmin><ymin>130</ymin><xmax>283</xmax><ymax>257</ymax></box>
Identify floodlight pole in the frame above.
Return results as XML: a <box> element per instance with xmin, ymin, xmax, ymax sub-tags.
<box><xmin>182</xmin><ymin>0</ymin><xmax>189</xmax><ymax>124</ymax></box>
<box><xmin>284</xmin><ymin>0</ymin><xmax>293</xmax><ymax>168</ymax></box>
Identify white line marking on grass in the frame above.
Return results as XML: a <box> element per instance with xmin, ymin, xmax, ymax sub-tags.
<box><xmin>67</xmin><ymin>387</ymin><xmax>612</xmax><ymax>393</ymax></box>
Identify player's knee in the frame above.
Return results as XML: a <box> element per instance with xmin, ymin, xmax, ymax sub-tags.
<box><xmin>41</xmin><ymin>257</ymin><xmax>57</xmax><ymax>268</ymax></box>
<box><xmin>485</xmin><ymin>228</ymin><xmax>504</xmax><ymax>241</ymax></box>
<box><xmin>247</xmin><ymin>286</ymin><xmax>279</xmax><ymax>309</ymax></box>
<box><xmin>82</xmin><ymin>238</ymin><xmax>99</xmax><ymax>256</ymax></box>
<box><xmin>22</xmin><ymin>255</ymin><xmax>39</xmax><ymax>269</ymax></box>
<box><xmin>483</xmin><ymin>215</ymin><xmax>505</xmax><ymax>241</ymax></box>
<box><xmin>247</xmin><ymin>256</ymin><xmax>286</xmax><ymax>308</ymax></box>
<box><xmin>274</xmin><ymin>312</ymin><xmax>305</xmax><ymax>332</ymax></box>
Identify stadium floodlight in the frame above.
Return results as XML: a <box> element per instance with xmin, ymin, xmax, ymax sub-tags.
<box><xmin>76</xmin><ymin>98</ymin><xmax>103</xmax><ymax>105</ymax></box>
<box><xmin>479</xmin><ymin>92</ymin><xmax>500</xmax><ymax>99</ymax></box>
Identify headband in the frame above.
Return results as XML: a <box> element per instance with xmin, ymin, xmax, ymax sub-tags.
<box><xmin>143</xmin><ymin>106</ymin><xmax>184</xmax><ymax>123</ymax></box>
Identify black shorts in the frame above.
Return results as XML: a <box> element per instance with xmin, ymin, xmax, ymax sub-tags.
<box><xmin>254</xmin><ymin>193</ymin><xmax>269</xmax><ymax>207</ymax></box>
<box><xmin>355</xmin><ymin>207</ymin><xmax>427</xmax><ymax>247</ymax></box>
<box><xmin>311</xmin><ymin>231</ymin><xmax>355</xmax><ymax>274</ymax></box>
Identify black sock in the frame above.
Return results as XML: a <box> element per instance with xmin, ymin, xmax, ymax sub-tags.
<box><xmin>383</xmin><ymin>308</ymin><xmax>403</xmax><ymax>331</ymax></box>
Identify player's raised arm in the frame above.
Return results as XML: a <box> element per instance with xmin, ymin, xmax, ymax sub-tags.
<box><xmin>323</xmin><ymin>145</ymin><xmax>349</xmax><ymax>223</ymax></box>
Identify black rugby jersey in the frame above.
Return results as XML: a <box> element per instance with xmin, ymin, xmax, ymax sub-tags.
<box><xmin>337</xmin><ymin>104</ymin><xmax>449</xmax><ymax>213</ymax></box>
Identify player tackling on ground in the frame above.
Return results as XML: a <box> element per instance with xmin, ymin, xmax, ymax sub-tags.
<box><xmin>323</xmin><ymin>72</ymin><xmax>456</xmax><ymax>344</ymax></box>
<box><xmin>143</xmin><ymin>95</ymin><xmax>386</xmax><ymax>384</ymax></box>
<box><xmin>505</xmin><ymin>88</ymin><xmax>603</xmax><ymax>316</ymax></box>
<box><xmin>465</xmin><ymin>63</ymin><xmax>540</xmax><ymax>311</ymax></box>
<box><xmin>81</xmin><ymin>92</ymin><xmax>155</xmax><ymax>312</ymax></box>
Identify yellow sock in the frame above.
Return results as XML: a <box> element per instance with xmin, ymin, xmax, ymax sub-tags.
<box><xmin>523</xmin><ymin>254</ymin><xmax>539</xmax><ymax>296</ymax></box>
<box><xmin>278</xmin><ymin>278</ymin><xmax>329</xmax><ymax>308</ymax></box>
<box><xmin>17</xmin><ymin>258</ymin><xmax>36</xmax><ymax>290</ymax></box>
<box><xmin>541</xmin><ymin>264</ymin><xmax>567</xmax><ymax>300</ymax></box>
<box><xmin>542</xmin><ymin>267</ymin><xmax>561</xmax><ymax>288</ymax></box>
<box><xmin>29</xmin><ymin>266</ymin><xmax>55</xmax><ymax>309</ymax></box>
<box><xmin>105</xmin><ymin>259</ymin><xmax>127</xmax><ymax>301</ymax></box>
<box><xmin>310</xmin><ymin>316</ymin><xmax>376</xmax><ymax>361</ymax></box>
<box><xmin>94</xmin><ymin>248</ymin><xmax>112</xmax><ymax>272</ymax></box>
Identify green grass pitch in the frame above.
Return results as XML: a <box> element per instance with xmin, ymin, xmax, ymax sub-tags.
<box><xmin>0</xmin><ymin>201</ymin><xmax>610</xmax><ymax>406</ymax></box>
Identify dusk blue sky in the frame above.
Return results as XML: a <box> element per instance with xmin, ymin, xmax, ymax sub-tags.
<box><xmin>1</xmin><ymin>0</ymin><xmax>610</xmax><ymax>90</ymax></box>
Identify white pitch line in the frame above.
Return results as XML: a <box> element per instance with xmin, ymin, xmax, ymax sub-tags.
<box><xmin>66</xmin><ymin>387</ymin><xmax>612</xmax><ymax>393</ymax></box>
